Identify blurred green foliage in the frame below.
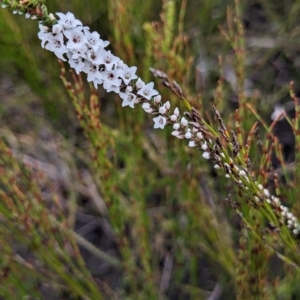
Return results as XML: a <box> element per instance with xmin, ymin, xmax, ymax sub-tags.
<box><xmin>2</xmin><ymin>0</ymin><xmax>300</xmax><ymax>299</ymax></box>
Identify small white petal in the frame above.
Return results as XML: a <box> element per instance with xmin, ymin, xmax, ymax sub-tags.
<box><xmin>159</xmin><ymin>106</ymin><xmax>167</xmax><ymax>114</ymax></box>
<box><xmin>173</xmin><ymin>123</ymin><xmax>180</xmax><ymax>130</ymax></box>
<box><xmin>181</xmin><ymin>117</ymin><xmax>188</xmax><ymax>127</ymax></box>
<box><xmin>52</xmin><ymin>24</ymin><xmax>63</xmax><ymax>34</ymax></box>
<box><xmin>196</xmin><ymin>132</ymin><xmax>203</xmax><ymax>140</ymax></box>
<box><xmin>189</xmin><ymin>141</ymin><xmax>196</xmax><ymax>147</ymax></box>
<box><xmin>201</xmin><ymin>143</ymin><xmax>208</xmax><ymax>150</ymax></box>
<box><xmin>142</xmin><ymin>103</ymin><xmax>150</xmax><ymax>110</ymax></box>
<box><xmin>136</xmin><ymin>78</ymin><xmax>145</xmax><ymax>89</ymax></box>
<box><xmin>170</xmin><ymin>115</ymin><xmax>177</xmax><ymax>122</ymax></box>
<box><xmin>202</xmin><ymin>152</ymin><xmax>210</xmax><ymax>160</ymax></box>
<box><xmin>153</xmin><ymin>115</ymin><xmax>167</xmax><ymax>129</ymax></box>
<box><xmin>154</xmin><ymin>95</ymin><xmax>161</xmax><ymax>103</ymax></box>
<box><xmin>185</xmin><ymin>132</ymin><xmax>192</xmax><ymax>139</ymax></box>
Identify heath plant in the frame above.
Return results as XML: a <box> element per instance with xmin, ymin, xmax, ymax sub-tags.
<box><xmin>1</xmin><ymin>0</ymin><xmax>300</xmax><ymax>299</ymax></box>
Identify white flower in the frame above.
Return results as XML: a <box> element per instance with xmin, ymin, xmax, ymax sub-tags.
<box><xmin>64</xmin><ymin>28</ymin><xmax>86</xmax><ymax>50</ymax></box>
<box><xmin>142</xmin><ymin>103</ymin><xmax>150</xmax><ymax>110</ymax></box>
<box><xmin>153</xmin><ymin>115</ymin><xmax>167</xmax><ymax>129</ymax></box>
<box><xmin>49</xmin><ymin>13</ymin><xmax>56</xmax><ymax>22</ymax></box>
<box><xmin>126</xmin><ymin>86</ymin><xmax>133</xmax><ymax>93</ymax></box>
<box><xmin>70</xmin><ymin>45</ymin><xmax>88</xmax><ymax>59</ymax></box>
<box><xmin>44</xmin><ymin>33</ymin><xmax>69</xmax><ymax>61</ymax></box>
<box><xmin>188</xmin><ymin>141</ymin><xmax>196</xmax><ymax>147</ymax></box>
<box><xmin>56</xmin><ymin>12</ymin><xmax>83</xmax><ymax>29</ymax></box>
<box><xmin>52</xmin><ymin>24</ymin><xmax>63</xmax><ymax>34</ymax></box>
<box><xmin>173</xmin><ymin>123</ymin><xmax>180</xmax><ymax>130</ymax></box>
<box><xmin>170</xmin><ymin>108</ymin><xmax>180</xmax><ymax>122</ymax></box>
<box><xmin>196</xmin><ymin>132</ymin><xmax>203</xmax><ymax>140</ymax></box>
<box><xmin>106</xmin><ymin>85</ymin><xmax>120</xmax><ymax>93</ymax></box>
<box><xmin>98</xmin><ymin>49</ymin><xmax>120</xmax><ymax>71</ymax></box>
<box><xmin>82</xmin><ymin>61</ymin><xmax>102</xmax><ymax>82</ymax></box>
<box><xmin>66</xmin><ymin>53</ymin><xmax>85</xmax><ymax>74</ymax></box>
<box><xmin>159</xmin><ymin>106</ymin><xmax>167</xmax><ymax>114</ymax></box>
<box><xmin>185</xmin><ymin>131</ymin><xmax>192</xmax><ymax>139</ymax></box>
<box><xmin>38</xmin><ymin>24</ymin><xmax>51</xmax><ymax>48</ymax></box>
<box><xmin>142</xmin><ymin>102</ymin><xmax>153</xmax><ymax>113</ymax></box>
<box><xmin>201</xmin><ymin>143</ymin><xmax>208</xmax><ymax>150</ymax></box>
<box><xmin>86</xmin><ymin>48</ymin><xmax>103</xmax><ymax>64</ymax></box>
<box><xmin>136</xmin><ymin>78</ymin><xmax>145</xmax><ymax>89</ymax></box>
<box><xmin>101</xmin><ymin>69</ymin><xmax>122</xmax><ymax>89</ymax></box>
<box><xmin>181</xmin><ymin>117</ymin><xmax>188</xmax><ymax>127</ymax></box>
<box><xmin>154</xmin><ymin>95</ymin><xmax>161</xmax><ymax>103</ymax></box>
<box><xmin>137</xmin><ymin>82</ymin><xmax>159</xmax><ymax>100</ymax></box>
<box><xmin>172</xmin><ymin>131</ymin><xmax>184</xmax><ymax>138</ymax></box>
<box><xmin>83</xmin><ymin>29</ymin><xmax>109</xmax><ymax>51</ymax></box>
<box><xmin>202</xmin><ymin>152</ymin><xmax>210</xmax><ymax>160</ymax></box>
<box><xmin>120</xmin><ymin>65</ymin><xmax>138</xmax><ymax>85</ymax></box>
<box><xmin>92</xmin><ymin>77</ymin><xmax>103</xmax><ymax>89</ymax></box>
<box><xmin>119</xmin><ymin>92</ymin><xmax>136</xmax><ymax>108</ymax></box>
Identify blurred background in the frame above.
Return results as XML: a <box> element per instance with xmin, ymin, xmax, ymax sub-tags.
<box><xmin>1</xmin><ymin>0</ymin><xmax>300</xmax><ymax>299</ymax></box>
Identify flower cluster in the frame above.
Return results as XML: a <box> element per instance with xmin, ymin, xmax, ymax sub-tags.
<box><xmin>37</xmin><ymin>12</ymin><xmax>300</xmax><ymax>237</ymax></box>
<box><xmin>38</xmin><ymin>12</ymin><xmax>162</xmax><ymax>116</ymax></box>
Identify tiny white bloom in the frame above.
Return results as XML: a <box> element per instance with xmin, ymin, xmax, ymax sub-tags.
<box><xmin>165</xmin><ymin>101</ymin><xmax>170</xmax><ymax>110</ymax></box>
<box><xmin>173</xmin><ymin>123</ymin><xmax>180</xmax><ymax>130</ymax></box>
<box><xmin>170</xmin><ymin>114</ymin><xmax>177</xmax><ymax>122</ymax></box>
<box><xmin>56</xmin><ymin>12</ymin><xmax>83</xmax><ymax>29</ymax></box>
<box><xmin>137</xmin><ymin>82</ymin><xmax>159</xmax><ymax>100</ymax></box>
<box><xmin>49</xmin><ymin>13</ymin><xmax>56</xmax><ymax>22</ymax></box>
<box><xmin>106</xmin><ymin>85</ymin><xmax>120</xmax><ymax>93</ymax></box>
<box><xmin>181</xmin><ymin>117</ymin><xmax>188</xmax><ymax>127</ymax></box>
<box><xmin>83</xmin><ymin>28</ymin><xmax>110</xmax><ymax>51</ymax></box>
<box><xmin>159</xmin><ymin>106</ymin><xmax>167</xmax><ymax>114</ymax></box>
<box><xmin>136</xmin><ymin>78</ymin><xmax>145</xmax><ymax>89</ymax></box>
<box><xmin>196</xmin><ymin>132</ymin><xmax>203</xmax><ymax>140</ymax></box>
<box><xmin>99</xmin><ymin>49</ymin><xmax>120</xmax><ymax>71</ymax></box>
<box><xmin>82</xmin><ymin>61</ymin><xmax>102</xmax><ymax>82</ymax></box>
<box><xmin>126</xmin><ymin>86</ymin><xmax>133</xmax><ymax>93</ymax></box>
<box><xmin>66</xmin><ymin>53</ymin><xmax>85</xmax><ymax>74</ymax></box>
<box><xmin>119</xmin><ymin>92</ymin><xmax>136</xmax><ymax>108</ymax></box>
<box><xmin>38</xmin><ymin>23</ymin><xmax>51</xmax><ymax>48</ymax></box>
<box><xmin>142</xmin><ymin>102</ymin><xmax>151</xmax><ymax>110</ymax></box>
<box><xmin>171</xmin><ymin>130</ymin><xmax>181</xmax><ymax>137</ymax></box>
<box><xmin>189</xmin><ymin>141</ymin><xmax>196</xmax><ymax>147</ymax></box>
<box><xmin>52</xmin><ymin>24</ymin><xmax>63</xmax><ymax>34</ymax></box>
<box><xmin>102</xmin><ymin>69</ymin><xmax>122</xmax><ymax>89</ymax></box>
<box><xmin>92</xmin><ymin>77</ymin><xmax>103</xmax><ymax>89</ymax></box>
<box><xmin>201</xmin><ymin>143</ymin><xmax>208</xmax><ymax>150</ymax></box>
<box><xmin>70</xmin><ymin>45</ymin><xmax>88</xmax><ymax>59</ymax></box>
<box><xmin>86</xmin><ymin>48</ymin><xmax>103</xmax><ymax>64</ymax></box>
<box><xmin>214</xmin><ymin>164</ymin><xmax>220</xmax><ymax>169</ymax></box>
<box><xmin>120</xmin><ymin>65</ymin><xmax>138</xmax><ymax>85</ymax></box>
<box><xmin>154</xmin><ymin>95</ymin><xmax>161</xmax><ymax>103</ymax></box>
<box><xmin>45</xmin><ymin>33</ymin><xmax>69</xmax><ymax>61</ymax></box>
<box><xmin>185</xmin><ymin>131</ymin><xmax>192</xmax><ymax>139</ymax></box>
<box><xmin>153</xmin><ymin>115</ymin><xmax>167</xmax><ymax>129</ymax></box>
<box><xmin>64</xmin><ymin>28</ymin><xmax>86</xmax><ymax>50</ymax></box>
<box><xmin>202</xmin><ymin>152</ymin><xmax>210</xmax><ymax>160</ymax></box>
